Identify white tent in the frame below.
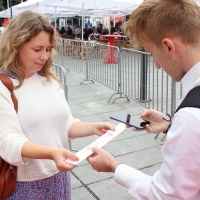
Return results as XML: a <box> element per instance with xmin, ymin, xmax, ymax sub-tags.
<box><xmin>0</xmin><ymin>0</ymin><xmax>79</xmax><ymax>19</ymax></box>
<box><xmin>0</xmin><ymin>0</ymin><xmax>142</xmax><ymax>18</ymax></box>
<box><xmin>0</xmin><ymin>0</ymin><xmax>142</xmax><ymax>39</ymax></box>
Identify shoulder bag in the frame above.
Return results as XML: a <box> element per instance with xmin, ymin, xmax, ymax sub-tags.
<box><xmin>0</xmin><ymin>74</ymin><xmax>18</xmax><ymax>200</ymax></box>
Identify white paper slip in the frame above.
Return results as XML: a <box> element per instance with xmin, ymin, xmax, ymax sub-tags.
<box><xmin>66</xmin><ymin>123</ymin><xmax>126</xmax><ymax>165</ymax></box>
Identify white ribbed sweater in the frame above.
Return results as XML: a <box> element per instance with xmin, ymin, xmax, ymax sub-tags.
<box><xmin>0</xmin><ymin>73</ymin><xmax>78</xmax><ymax>181</ymax></box>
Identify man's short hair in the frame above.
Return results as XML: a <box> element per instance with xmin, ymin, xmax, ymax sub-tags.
<box><xmin>124</xmin><ymin>0</ymin><xmax>200</xmax><ymax>48</ymax></box>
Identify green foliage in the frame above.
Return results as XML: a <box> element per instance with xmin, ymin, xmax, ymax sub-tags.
<box><xmin>0</xmin><ymin>0</ymin><xmax>4</xmax><ymax>26</ymax></box>
<box><xmin>1</xmin><ymin>0</ymin><xmax>28</xmax><ymax>9</ymax></box>
<box><xmin>0</xmin><ymin>0</ymin><xmax>5</xmax><ymax>11</ymax></box>
<box><xmin>0</xmin><ymin>0</ymin><xmax>27</xmax><ymax>26</ymax></box>
<box><xmin>13</xmin><ymin>0</ymin><xmax>24</xmax><ymax>5</ymax></box>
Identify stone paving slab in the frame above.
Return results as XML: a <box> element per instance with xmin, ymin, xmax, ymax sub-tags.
<box><xmin>71</xmin><ymin>162</ymin><xmax>162</xmax><ymax>200</ymax></box>
<box><xmin>71</xmin><ymin>177</ymin><xmax>134</xmax><ymax>200</ymax></box>
<box><xmin>65</xmin><ymin>70</ymin><xmax>164</xmax><ymax>200</ymax></box>
<box><xmin>105</xmin><ymin>134</ymin><xmax>164</xmax><ymax>156</ymax></box>
<box><xmin>71</xmin><ymin>146</ymin><xmax>163</xmax><ymax>184</ymax></box>
<box><xmin>68</xmin><ymin>96</ymin><xmax>103</xmax><ymax>106</ymax></box>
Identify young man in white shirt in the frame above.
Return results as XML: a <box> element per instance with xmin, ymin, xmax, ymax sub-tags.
<box><xmin>87</xmin><ymin>0</ymin><xmax>200</xmax><ymax>199</ymax></box>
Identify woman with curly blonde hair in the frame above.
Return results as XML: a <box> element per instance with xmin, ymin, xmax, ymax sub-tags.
<box><xmin>0</xmin><ymin>10</ymin><xmax>114</xmax><ymax>199</ymax></box>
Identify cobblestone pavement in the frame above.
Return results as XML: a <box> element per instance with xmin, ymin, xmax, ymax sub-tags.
<box><xmin>66</xmin><ymin>70</ymin><xmax>164</xmax><ymax>200</ymax></box>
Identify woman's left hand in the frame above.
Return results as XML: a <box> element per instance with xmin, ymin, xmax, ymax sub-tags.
<box><xmin>69</xmin><ymin>121</ymin><xmax>115</xmax><ymax>138</ymax></box>
<box><xmin>92</xmin><ymin>122</ymin><xmax>115</xmax><ymax>136</ymax></box>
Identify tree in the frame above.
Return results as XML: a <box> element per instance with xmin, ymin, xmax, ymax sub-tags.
<box><xmin>6</xmin><ymin>0</ymin><xmax>27</xmax><ymax>7</ymax></box>
<box><xmin>0</xmin><ymin>0</ymin><xmax>5</xmax><ymax>26</ymax></box>
<box><xmin>0</xmin><ymin>0</ymin><xmax>27</xmax><ymax>26</ymax></box>
<box><xmin>0</xmin><ymin>1</ymin><xmax>4</xmax><ymax>11</ymax></box>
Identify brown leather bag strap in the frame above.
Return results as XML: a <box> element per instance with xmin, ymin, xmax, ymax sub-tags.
<box><xmin>0</xmin><ymin>74</ymin><xmax>18</xmax><ymax>112</ymax></box>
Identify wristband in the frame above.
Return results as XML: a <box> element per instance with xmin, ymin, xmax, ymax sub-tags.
<box><xmin>163</xmin><ymin>114</ymin><xmax>171</xmax><ymax>134</ymax></box>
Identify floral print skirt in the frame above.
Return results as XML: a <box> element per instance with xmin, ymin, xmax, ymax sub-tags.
<box><xmin>7</xmin><ymin>171</ymin><xmax>71</xmax><ymax>200</ymax></box>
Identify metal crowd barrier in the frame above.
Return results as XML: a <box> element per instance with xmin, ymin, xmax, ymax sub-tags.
<box><xmin>52</xmin><ymin>63</ymin><xmax>68</xmax><ymax>100</ymax></box>
<box><xmin>54</xmin><ymin>39</ymin><xmax>183</xmax><ymax>140</ymax></box>
<box><xmin>54</xmin><ymin>39</ymin><xmax>183</xmax><ymax>114</ymax></box>
<box><xmin>52</xmin><ymin>63</ymin><xmax>77</xmax><ymax>151</ymax></box>
<box><xmin>55</xmin><ymin>39</ymin><xmax>121</xmax><ymax>86</ymax></box>
<box><xmin>118</xmin><ymin>48</ymin><xmax>183</xmax><ymax>115</ymax></box>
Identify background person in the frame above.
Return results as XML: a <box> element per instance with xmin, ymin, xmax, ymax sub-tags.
<box><xmin>101</xmin><ymin>27</ymin><xmax>109</xmax><ymax>35</ymax></box>
<box><xmin>83</xmin><ymin>28</ymin><xmax>89</xmax><ymax>40</ymax></box>
<box><xmin>85</xmin><ymin>19</ymin><xmax>92</xmax><ymax>28</ymax></box>
<box><xmin>87</xmin><ymin>26</ymin><xmax>93</xmax><ymax>35</ymax></box>
<box><xmin>66</xmin><ymin>26</ymin><xmax>73</xmax><ymax>36</ymax></box>
<box><xmin>87</xmin><ymin>0</ymin><xmax>200</xmax><ymax>199</ymax></box>
<box><xmin>0</xmin><ymin>10</ymin><xmax>115</xmax><ymax>200</ymax></box>
<box><xmin>74</xmin><ymin>26</ymin><xmax>81</xmax><ymax>37</ymax></box>
<box><xmin>110</xmin><ymin>25</ymin><xmax>116</xmax><ymax>35</ymax></box>
<box><xmin>96</xmin><ymin>24</ymin><xmax>102</xmax><ymax>34</ymax></box>
<box><xmin>115</xmin><ymin>20</ymin><xmax>122</xmax><ymax>31</ymax></box>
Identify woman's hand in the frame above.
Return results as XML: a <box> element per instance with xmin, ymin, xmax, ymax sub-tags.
<box><xmin>21</xmin><ymin>141</ymin><xmax>79</xmax><ymax>171</ymax></box>
<box><xmin>92</xmin><ymin>122</ymin><xmax>115</xmax><ymax>136</ymax></box>
<box><xmin>133</xmin><ymin>109</ymin><xmax>171</xmax><ymax>133</ymax></box>
<box><xmin>50</xmin><ymin>148</ymin><xmax>79</xmax><ymax>171</ymax></box>
<box><xmin>69</xmin><ymin>121</ymin><xmax>115</xmax><ymax>138</ymax></box>
<box><xmin>87</xmin><ymin>147</ymin><xmax>119</xmax><ymax>172</ymax></box>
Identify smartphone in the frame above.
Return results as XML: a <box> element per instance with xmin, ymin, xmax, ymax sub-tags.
<box><xmin>110</xmin><ymin>111</ymin><xmax>149</xmax><ymax>130</ymax></box>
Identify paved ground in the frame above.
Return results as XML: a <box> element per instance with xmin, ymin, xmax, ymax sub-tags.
<box><xmin>66</xmin><ymin>70</ymin><xmax>165</xmax><ymax>200</ymax></box>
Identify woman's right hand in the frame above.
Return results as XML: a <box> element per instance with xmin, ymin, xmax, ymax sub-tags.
<box><xmin>134</xmin><ymin>109</ymin><xmax>171</xmax><ymax>133</ymax></box>
<box><xmin>21</xmin><ymin>141</ymin><xmax>79</xmax><ymax>171</ymax></box>
<box><xmin>50</xmin><ymin>148</ymin><xmax>79</xmax><ymax>171</ymax></box>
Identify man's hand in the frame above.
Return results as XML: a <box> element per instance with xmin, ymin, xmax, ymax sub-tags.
<box><xmin>132</xmin><ymin>109</ymin><xmax>171</xmax><ymax>133</ymax></box>
<box><xmin>87</xmin><ymin>147</ymin><xmax>119</xmax><ymax>172</ymax></box>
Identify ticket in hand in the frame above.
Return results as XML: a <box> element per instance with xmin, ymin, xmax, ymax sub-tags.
<box><xmin>66</xmin><ymin>123</ymin><xmax>126</xmax><ymax>165</ymax></box>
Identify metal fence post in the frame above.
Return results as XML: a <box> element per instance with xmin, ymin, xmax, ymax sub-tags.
<box><xmin>80</xmin><ymin>42</ymin><xmax>94</xmax><ymax>84</ymax></box>
<box><xmin>139</xmin><ymin>48</ymin><xmax>148</xmax><ymax>102</ymax></box>
<box><xmin>171</xmin><ymin>80</ymin><xmax>177</xmax><ymax>116</ymax></box>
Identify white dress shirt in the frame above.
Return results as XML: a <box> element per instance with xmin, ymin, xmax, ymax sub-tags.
<box><xmin>114</xmin><ymin>62</ymin><xmax>200</xmax><ymax>200</ymax></box>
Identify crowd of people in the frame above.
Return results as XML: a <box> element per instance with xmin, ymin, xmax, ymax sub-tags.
<box><xmin>57</xmin><ymin>19</ymin><xmax>124</xmax><ymax>40</ymax></box>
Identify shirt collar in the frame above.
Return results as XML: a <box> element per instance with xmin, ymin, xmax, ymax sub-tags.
<box><xmin>181</xmin><ymin>61</ymin><xmax>200</xmax><ymax>94</ymax></box>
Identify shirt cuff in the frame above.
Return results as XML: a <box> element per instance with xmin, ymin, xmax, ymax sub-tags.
<box><xmin>114</xmin><ymin>164</ymin><xmax>137</xmax><ymax>187</ymax></box>
<box><xmin>114</xmin><ymin>164</ymin><xmax>152</xmax><ymax>198</ymax></box>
